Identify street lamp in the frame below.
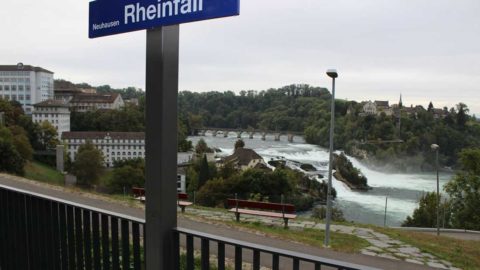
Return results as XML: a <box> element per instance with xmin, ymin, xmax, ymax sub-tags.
<box><xmin>431</xmin><ymin>143</ymin><xmax>440</xmax><ymax>236</ymax></box>
<box><xmin>324</xmin><ymin>69</ymin><xmax>338</xmax><ymax>247</ymax></box>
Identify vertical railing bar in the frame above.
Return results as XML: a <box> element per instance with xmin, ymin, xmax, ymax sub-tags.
<box><xmin>173</xmin><ymin>230</ymin><xmax>180</xmax><ymax>270</ymax></box>
<box><xmin>217</xmin><ymin>242</ymin><xmax>225</xmax><ymax>270</ymax></box>
<box><xmin>52</xmin><ymin>202</ymin><xmax>61</xmax><ymax>270</ymax></box>
<box><xmin>92</xmin><ymin>212</ymin><xmax>101</xmax><ymax>270</ymax></box>
<box><xmin>272</xmin><ymin>253</ymin><xmax>279</xmax><ymax>270</ymax></box>
<box><xmin>75</xmin><ymin>207</ymin><xmax>84</xmax><ymax>270</ymax></box>
<box><xmin>142</xmin><ymin>224</ymin><xmax>146</xmax><ymax>269</ymax></box>
<box><xmin>121</xmin><ymin>219</ymin><xmax>130</xmax><ymax>270</ymax></box>
<box><xmin>16</xmin><ymin>193</ymin><xmax>28</xmax><ymax>270</ymax></box>
<box><xmin>186</xmin><ymin>235</ymin><xmax>194</xmax><ymax>270</ymax></box>
<box><xmin>11</xmin><ymin>192</ymin><xmax>21</xmax><ymax>270</ymax></box>
<box><xmin>45</xmin><ymin>199</ymin><xmax>54</xmax><ymax>269</ymax></box>
<box><xmin>253</xmin><ymin>250</ymin><xmax>260</xmax><ymax>270</ymax></box>
<box><xmin>293</xmin><ymin>258</ymin><xmax>300</xmax><ymax>270</ymax></box>
<box><xmin>101</xmin><ymin>214</ymin><xmax>111</xmax><ymax>270</ymax></box>
<box><xmin>111</xmin><ymin>217</ymin><xmax>120</xmax><ymax>270</ymax></box>
<box><xmin>34</xmin><ymin>197</ymin><xmax>44</xmax><ymax>270</ymax></box>
<box><xmin>59</xmin><ymin>203</ymin><xmax>69</xmax><ymax>270</ymax></box>
<box><xmin>201</xmin><ymin>238</ymin><xmax>210</xmax><ymax>270</ymax></box>
<box><xmin>315</xmin><ymin>262</ymin><xmax>321</xmax><ymax>270</ymax></box>
<box><xmin>234</xmin><ymin>245</ymin><xmax>242</xmax><ymax>270</ymax></box>
<box><xmin>84</xmin><ymin>210</ymin><xmax>93</xmax><ymax>270</ymax></box>
<box><xmin>67</xmin><ymin>205</ymin><xmax>76</xmax><ymax>270</ymax></box>
<box><xmin>132</xmin><ymin>222</ymin><xmax>141</xmax><ymax>270</ymax></box>
<box><xmin>0</xmin><ymin>189</ymin><xmax>6</xmax><ymax>270</ymax></box>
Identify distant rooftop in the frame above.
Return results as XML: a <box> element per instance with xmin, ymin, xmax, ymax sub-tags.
<box><xmin>70</xmin><ymin>93</ymin><xmax>120</xmax><ymax>104</ymax></box>
<box><xmin>33</xmin><ymin>99</ymin><xmax>69</xmax><ymax>108</ymax></box>
<box><xmin>0</xmin><ymin>64</ymin><xmax>53</xmax><ymax>74</ymax></box>
<box><xmin>224</xmin><ymin>148</ymin><xmax>263</xmax><ymax>166</ymax></box>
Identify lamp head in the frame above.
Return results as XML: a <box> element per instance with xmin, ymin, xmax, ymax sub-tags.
<box><xmin>431</xmin><ymin>144</ymin><xmax>439</xmax><ymax>150</ymax></box>
<box><xmin>326</xmin><ymin>69</ymin><xmax>338</xmax><ymax>79</ymax></box>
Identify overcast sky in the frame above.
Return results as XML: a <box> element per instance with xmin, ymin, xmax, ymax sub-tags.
<box><xmin>1</xmin><ymin>0</ymin><xmax>479</xmax><ymax>114</ymax></box>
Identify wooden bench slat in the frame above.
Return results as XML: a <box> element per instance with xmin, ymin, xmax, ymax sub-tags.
<box><xmin>228</xmin><ymin>208</ymin><xmax>296</xmax><ymax>219</ymax></box>
<box><xmin>227</xmin><ymin>199</ymin><xmax>295</xmax><ymax>213</ymax></box>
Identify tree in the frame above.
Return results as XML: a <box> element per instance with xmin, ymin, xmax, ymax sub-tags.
<box><xmin>234</xmin><ymin>139</ymin><xmax>245</xmax><ymax>149</ymax></box>
<box><xmin>427</xmin><ymin>102</ymin><xmax>434</xmax><ymax>112</ymax></box>
<box><xmin>38</xmin><ymin>121</ymin><xmax>58</xmax><ymax>150</ymax></box>
<box><xmin>0</xmin><ymin>127</ymin><xmax>25</xmax><ymax>175</ymax></box>
<box><xmin>72</xmin><ymin>141</ymin><xmax>104</xmax><ymax>187</ymax></box>
<box><xmin>195</xmin><ymin>138</ymin><xmax>211</xmax><ymax>154</ymax></box>
<box><xmin>109</xmin><ymin>165</ymin><xmax>145</xmax><ymax>193</ymax></box>
<box><xmin>9</xmin><ymin>126</ymin><xmax>33</xmax><ymax>160</ymax></box>
<box><xmin>402</xmin><ymin>192</ymin><xmax>450</xmax><ymax>227</ymax></box>
<box><xmin>444</xmin><ymin>148</ymin><xmax>480</xmax><ymax>230</ymax></box>
<box><xmin>456</xmin><ymin>103</ymin><xmax>469</xmax><ymax>129</ymax></box>
<box><xmin>198</xmin><ymin>154</ymin><xmax>210</xmax><ymax>188</ymax></box>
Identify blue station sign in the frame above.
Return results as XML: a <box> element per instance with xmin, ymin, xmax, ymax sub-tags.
<box><xmin>89</xmin><ymin>0</ymin><xmax>240</xmax><ymax>38</ymax></box>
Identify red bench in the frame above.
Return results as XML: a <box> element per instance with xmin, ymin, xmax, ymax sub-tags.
<box><xmin>131</xmin><ymin>187</ymin><xmax>192</xmax><ymax>212</ymax></box>
<box><xmin>177</xmin><ymin>193</ymin><xmax>193</xmax><ymax>213</ymax></box>
<box><xmin>227</xmin><ymin>198</ymin><xmax>296</xmax><ymax>228</ymax></box>
<box><xmin>132</xmin><ymin>187</ymin><xmax>146</xmax><ymax>202</ymax></box>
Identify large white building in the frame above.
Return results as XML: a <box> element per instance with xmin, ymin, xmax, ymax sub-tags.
<box><xmin>62</xmin><ymin>131</ymin><xmax>145</xmax><ymax>168</ymax></box>
<box><xmin>32</xmin><ymin>100</ymin><xmax>71</xmax><ymax>138</ymax></box>
<box><xmin>0</xmin><ymin>63</ymin><xmax>54</xmax><ymax>113</ymax></box>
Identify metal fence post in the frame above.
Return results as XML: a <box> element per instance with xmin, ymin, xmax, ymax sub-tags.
<box><xmin>145</xmin><ymin>25</ymin><xmax>179</xmax><ymax>270</ymax></box>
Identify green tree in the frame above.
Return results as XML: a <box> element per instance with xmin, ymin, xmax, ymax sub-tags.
<box><xmin>72</xmin><ymin>141</ymin><xmax>104</xmax><ymax>187</ymax></box>
<box><xmin>195</xmin><ymin>138</ymin><xmax>211</xmax><ymax>154</ymax></box>
<box><xmin>234</xmin><ymin>139</ymin><xmax>245</xmax><ymax>149</ymax></box>
<box><xmin>444</xmin><ymin>148</ymin><xmax>480</xmax><ymax>230</ymax></box>
<box><xmin>0</xmin><ymin>126</ymin><xmax>25</xmax><ymax>175</ymax></box>
<box><xmin>38</xmin><ymin>121</ymin><xmax>58</xmax><ymax>150</ymax></box>
<box><xmin>198</xmin><ymin>154</ymin><xmax>210</xmax><ymax>188</ymax></box>
<box><xmin>456</xmin><ymin>103</ymin><xmax>469</xmax><ymax>129</ymax></box>
<box><xmin>109</xmin><ymin>165</ymin><xmax>145</xmax><ymax>193</ymax></box>
<box><xmin>402</xmin><ymin>192</ymin><xmax>450</xmax><ymax>228</ymax></box>
<box><xmin>9</xmin><ymin>126</ymin><xmax>33</xmax><ymax>160</ymax></box>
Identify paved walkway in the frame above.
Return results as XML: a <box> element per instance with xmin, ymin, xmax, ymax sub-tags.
<box><xmin>185</xmin><ymin>208</ymin><xmax>459</xmax><ymax>270</ymax></box>
<box><xmin>0</xmin><ymin>174</ymin><xmax>460</xmax><ymax>270</ymax></box>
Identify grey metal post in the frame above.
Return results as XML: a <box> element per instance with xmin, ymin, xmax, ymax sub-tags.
<box><xmin>145</xmin><ymin>25</ymin><xmax>179</xmax><ymax>270</ymax></box>
<box><xmin>384</xmin><ymin>196</ymin><xmax>388</xmax><ymax>227</ymax></box>
<box><xmin>436</xmin><ymin>148</ymin><xmax>440</xmax><ymax>236</ymax></box>
<box><xmin>324</xmin><ymin>76</ymin><xmax>336</xmax><ymax>247</ymax></box>
<box><xmin>0</xmin><ymin>112</ymin><xmax>4</xmax><ymax>126</ymax></box>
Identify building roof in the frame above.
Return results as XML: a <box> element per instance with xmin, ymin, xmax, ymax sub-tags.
<box><xmin>70</xmin><ymin>93</ymin><xmax>120</xmax><ymax>104</ymax></box>
<box><xmin>224</xmin><ymin>148</ymin><xmax>263</xmax><ymax>166</ymax></box>
<box><xmin>62</xmin><ymin>131</ymin><xmax>144</xmax><ymax>140</ymax></box>
<box><xmin>33</xmin><ymin>99</ymin><xmax>69</xmax><ymax>108</ymax></box>
<box><xmin>0</xmin><ymin>64</ymin><xmax>53</xmax><ymax>74</ymax></box>
<box><xmin>374</xmin><ymin>100</ymin><xmax>389</xmax><ymax>107</ymax></box>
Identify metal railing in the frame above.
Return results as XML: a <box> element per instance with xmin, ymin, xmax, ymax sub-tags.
<box><xmin>0</xmin><ymin>184</ymin><xmax>379</xmax><ymax>270</ymax></box>
<box><xmin>0</xmin><ymin>184</ymin><xmax>145</xmax><ymax>270</ymax></box>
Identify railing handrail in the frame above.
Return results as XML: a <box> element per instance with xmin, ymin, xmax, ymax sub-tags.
<box><xmin>175</xmin><ymin>227</ymin><xmax>382</xmax><ymax>270</ymax></box>
<box><xmin>0</xmin><ymin>183</ymin><xmax>145</xmax><ymax>223</ymax></box>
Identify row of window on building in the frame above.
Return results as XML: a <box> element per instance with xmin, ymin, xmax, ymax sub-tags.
<box><xmin>0</xmin><ymin>94</ymin><xmax>31</xmax><ymax>101</ymax></box>
<box><xmin>0</xmin><ymin>71</ymin><xmax>31</xmax><ymax>76</ymax></box>
<box><xmin>0</xmin><ymin>85</ymin><xmax>31</xmax><ymax>91</ymax></box>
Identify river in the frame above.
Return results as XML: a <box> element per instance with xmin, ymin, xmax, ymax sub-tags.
<box><xmin>188</xmin><ymin>134</ymin><xmax>452</xmax><ymax>226</ymax></box>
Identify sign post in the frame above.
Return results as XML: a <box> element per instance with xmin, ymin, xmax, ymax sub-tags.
<box><xmin>89</xmin><ymin>0</ymin><xmax>239</xmax><ymax>269</ymax></box>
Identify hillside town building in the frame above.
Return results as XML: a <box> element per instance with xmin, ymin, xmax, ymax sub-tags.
<box><xmin>62</xmin><ymin>131</ymin><xmax>145</xmax><ymax>167</ymax></box>
<box><xmin>223</xmin><ymin>147</ymin><xmax>268</xmax><ymax>171</ymax></box>
<box><xmin>0</xmin><ymin>63</ymin><xmax>54</xmax><ymax>113</ymax></box>
<box><xmin>32</xmin><ymin>100</ymin><xmax>71</xmax><ymax>138</ymax></box>
<box><xmin>68</xmin><ymin>93</ymin><xmax>124</xmax><ymax>112</ymax></box>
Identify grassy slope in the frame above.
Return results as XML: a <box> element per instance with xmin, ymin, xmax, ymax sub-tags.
<box><xmin>24</xmin><ymin>161</ymin><xmax>64</xmax><ymax>185</ymax></box>
<box><xmin>375</xmin><ymin>227</ymin><xmax>480</xmax><ymax>270</ymax></box>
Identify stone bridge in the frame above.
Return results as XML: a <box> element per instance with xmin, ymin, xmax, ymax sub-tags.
<box><xmin>194</xmin><ymin>127</ymin><xmax>303</xmax><ymax>142</ymax></box>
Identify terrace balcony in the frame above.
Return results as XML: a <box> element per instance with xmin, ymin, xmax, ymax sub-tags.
<box><xmin>0</xmin><ymin>182</ymin><xmax>379</xmax><ymax>270</ymax></box>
